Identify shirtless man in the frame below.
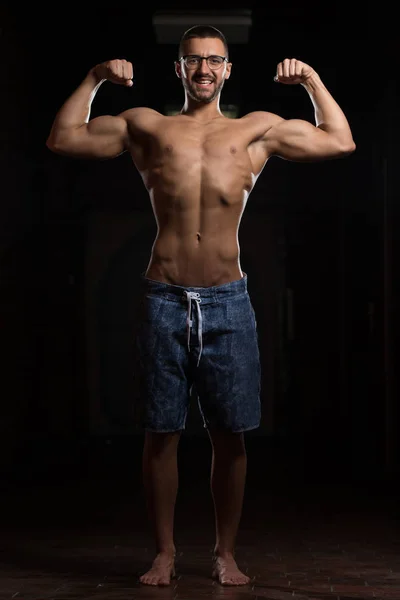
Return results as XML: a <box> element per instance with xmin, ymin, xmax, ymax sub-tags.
<box><xmin>46</xmin><ymin>25</ymin><xmax>355</xmax><ymax>586</ymax></box>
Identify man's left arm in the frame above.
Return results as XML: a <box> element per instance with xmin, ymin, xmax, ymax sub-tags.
<box><xmin>264</xmin><ymin>59</ymin><xmax>356</xmax><ymax>161</ymax></box>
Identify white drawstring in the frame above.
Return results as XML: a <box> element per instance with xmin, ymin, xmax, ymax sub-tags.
<box><xmin>183</xmin><ymin>291</ymin><xmax>203</xmax><ymax>367</ymax></box>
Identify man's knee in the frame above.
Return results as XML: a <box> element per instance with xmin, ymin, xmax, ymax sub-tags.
<box><xmin>207</xmin><ymin>428</ymin><xmax>246</xmax><ymax>455</ymax></box>
<box><xmin>144</xmin><ymin>430</ymin><xmax>182</xmax><ymax>456</ymax></box>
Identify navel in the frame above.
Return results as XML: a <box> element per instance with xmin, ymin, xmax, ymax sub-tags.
<box><xmin>196</xmin><ymin>232</ymin><xmax>201</xmax><ymax>242</ymax></box>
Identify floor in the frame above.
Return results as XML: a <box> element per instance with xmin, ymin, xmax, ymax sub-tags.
<box><xmin>1</xmin><ymin>435</ymin><xmax>400</xmax><ymax>599</ymax></box>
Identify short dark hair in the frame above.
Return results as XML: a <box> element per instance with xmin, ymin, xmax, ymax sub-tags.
<box><xmin>178</xmin><ymin>25</ymin><xmax>229</xmax><ymax>60</ymax></box>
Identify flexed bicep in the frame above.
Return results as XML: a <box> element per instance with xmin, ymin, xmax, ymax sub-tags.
<box><xmin>48</xmin><ymin>114</ymin><xmax>129</xmax><ymax>159</ymax></box>
<box><xmin>269</xmin><ymin>58</ymin><xmax>355</xmax><ymax>161</ymax></box>
<box><xmin>264</xmin><ymin>118</ymin><xmax>351</xmax><ymax>162</ymax></box>
<box><xmin>46</xmin><ymin>61</ymin><xmax>135</xmax><ymax>160</ymax></box>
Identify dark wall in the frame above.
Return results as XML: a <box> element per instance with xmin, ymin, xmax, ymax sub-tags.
<box><xmin>0</xmin><ymin>2</ymin><xmax>397</xmax><ymax>482</ymax></box>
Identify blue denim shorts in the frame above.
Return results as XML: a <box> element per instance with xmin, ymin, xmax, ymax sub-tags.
<box><xmin>135</xmin><ymin>272</ymin><xmax>261</xmax><ymax>433</ymax></box>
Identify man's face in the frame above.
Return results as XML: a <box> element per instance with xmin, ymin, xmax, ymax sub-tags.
<box><xmin>175</xmin><ymin>37</ymin><xmax>231</xmax><ymax>104</ymax></box>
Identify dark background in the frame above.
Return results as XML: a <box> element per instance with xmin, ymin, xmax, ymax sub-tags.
<box><xmin>1</xmin><ymin>2</ymin><xmax>398</xmax><ymax>489</ymax></box>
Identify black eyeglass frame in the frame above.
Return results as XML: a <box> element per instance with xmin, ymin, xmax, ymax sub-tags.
<box><xmin>178</xmin><ymin>55</ymin><xmax>229</xmax><ymax>69</ymax></box>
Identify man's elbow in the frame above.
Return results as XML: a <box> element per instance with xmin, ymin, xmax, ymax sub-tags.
<box><xmin>46</xmin><ymin>132</ymin><xmax>76</xmax><ymax>156</ymax></box>
<box><xmin>46</xmin><ymin>133</ymin><xmax>65</xmax><ymax>154</ymax></box>
<box><xmin>46</xmin><ymin>137</ymin><xmax>57</xmax><ymax>153</ymax></box>
<box><xmin>337</xmin><ymin>138</ymin><xmax>356</xmax><ymax>157</ymax></box>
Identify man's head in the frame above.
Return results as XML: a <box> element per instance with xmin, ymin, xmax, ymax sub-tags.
<box><xmin>175</xmin><ymin>25</ymin><xmax>232</xmax><ymax>104</ymax></box>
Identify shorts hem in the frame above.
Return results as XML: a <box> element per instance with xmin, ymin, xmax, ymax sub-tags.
<box><xmin>144</xmin><ymin>426</ymin><xmax>186</xmax><ymax>433</ymax></box>
<box><xmin>204</xmin><ymin>423</ymin><xmax>260</xmax><ymax>433</ymax></box>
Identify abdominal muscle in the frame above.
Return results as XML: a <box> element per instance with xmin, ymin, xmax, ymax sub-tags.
<box><xmin>144</xmin><ymin>191</ymin><xmax>245</xmax><ymax>287</ymax></box>
<box><xmin>135</xmin><ymin>116</ymin><xmax>259</xmax><ymax>287</ymax></box>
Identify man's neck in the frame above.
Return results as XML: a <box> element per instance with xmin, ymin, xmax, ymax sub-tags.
<box><xmin>180</xmin><ymin>98</ymin><xmax>224</xmax><ymax>122</ymax></box>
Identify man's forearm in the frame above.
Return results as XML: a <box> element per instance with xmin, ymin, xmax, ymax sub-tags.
<box><xmin>48</xmin><ymin>68</ymin><xmax>104</xmax><ymax>140</ymax></box>
<box><xmin>302</xmin><ymin>72</ymin><xmax>354</xmax><ymax>146</ymax></box>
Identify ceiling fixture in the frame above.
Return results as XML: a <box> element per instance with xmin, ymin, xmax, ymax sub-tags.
<box><xmin>152</xmin><ymin>9</ymin><xmax>252</xmax><ymax>44</ymax></box>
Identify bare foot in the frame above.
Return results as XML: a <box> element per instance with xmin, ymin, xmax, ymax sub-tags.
<box><xmin>212</xmin><ymin>554</ymin><xmax>250</xmax><ymax>586</ymax></box>
<box><xmin>139</xmin><ymin>552</ymin><xmax>176</xmax><ymax>586</ymax></box>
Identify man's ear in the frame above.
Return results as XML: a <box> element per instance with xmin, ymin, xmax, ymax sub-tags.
<box><xmin>175</xmin><ymin>61</ymin><xmax>182</xmax><ymax>78</ymax></box>
<box><xmin>225</xmin><ymin>62</ymin><xmax>232</xmax><ymax>80</ymax></box>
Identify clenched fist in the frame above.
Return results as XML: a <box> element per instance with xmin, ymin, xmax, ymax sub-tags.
<box><xmin>94</xmin><ymin>59</ymin><xmax>134</xmax><ymax>87</ymax></box>
<box><xmin>274</xmin><ymin>58</ymin><xmax>315</xmax><ymax>85</ymax></box>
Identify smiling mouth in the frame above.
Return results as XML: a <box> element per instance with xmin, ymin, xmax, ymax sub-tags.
<box><xmin>194</xmin><ymin>79</ymin><xmax>214</xmax><ymax>86</ymax></box>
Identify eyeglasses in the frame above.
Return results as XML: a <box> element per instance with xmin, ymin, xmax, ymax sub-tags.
<box><xmin>179</xmin><ymin>55</ymin><xmax>228</xmax><ymax>70</ymax></box>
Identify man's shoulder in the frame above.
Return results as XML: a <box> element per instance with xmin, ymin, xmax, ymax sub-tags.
<box><xmin>241</xmin><ymin>110</ymin><xmax>283</xmax><ymax>126</ymax></box>
<box><xmin>123</xmin><ymin>106</ymin><xmax>163</xmax><ymax>121</ymax></box>
<box><xmin>120</xmin><ymin>107</ymin><xmax>164</xmax><ymax>133</ymax></box>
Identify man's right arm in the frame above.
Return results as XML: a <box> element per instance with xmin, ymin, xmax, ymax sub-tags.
<box><xmin>46</xmin><ymin>59</ymin><xmax>134</xmax><ymax>159</ymax></box>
